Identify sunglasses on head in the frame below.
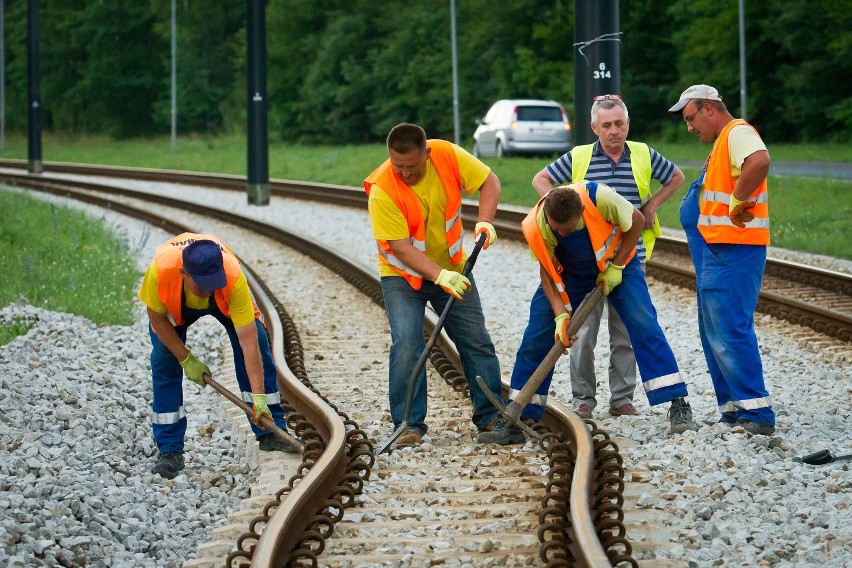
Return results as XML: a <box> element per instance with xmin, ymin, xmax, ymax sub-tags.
<box><xmin>593</xmin><ymin>94</ymin><xmax>622</xmax><ymax>102</ymax></box>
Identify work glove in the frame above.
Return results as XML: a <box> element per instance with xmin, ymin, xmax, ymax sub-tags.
<box><xmin>474</xmin><ymin>221</ymin><xmax>497</xmax><ymax>250</ymax></box>
<box><xmin>180</xmin><ymin>352</ymin><xmax>210</xmax><ymax>387</ymax></box>
<box><xmin>251</xmin><ymin>393</ymin><xmax>272</xmax><ymax>427</ymax></box>
<box><xmin>728</xmin><ymin>194</ymin><xmax>756</xmax><ymax>228</ymax></box>
<box><xmin>554</xmin><ymin>313</ymin><xmax>573</xmax><ymax>348</ymax></box>
<box><xmin>435</xmin><ymin>269</ymin><xmax>471</xmax><ymax>300</ymax></box>
<box><xmin>596</xmin><ymin>263</ymin><xmax>625</xmax><ymax>296</ymax></box>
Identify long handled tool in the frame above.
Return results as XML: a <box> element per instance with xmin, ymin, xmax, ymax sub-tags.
<box><xmin>477</xmin><ymin>282</ymin><xmax>605</xmax><ymax>439</ymax></box>
<box><xmin>801</xmin><ymin>449</ymin><xmax>852</xmax><ymax>465</ymax></box>
<box><xmin>204</xmin><ymin>375</ymin><xmax>304</xmax><ymax>453</ymax></box>
<box><xmin>376</xmin><ymin>233</ymin><xmax>488</xmax><ymax>455</ymax></box>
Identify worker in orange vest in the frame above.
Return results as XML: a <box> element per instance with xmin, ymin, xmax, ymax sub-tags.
<box><xmin>139</xmin><ymin>234</ymin><xmax>297</xmax><ymax>479</ymax></box>
<box><xmin>481</xmin><ymin>182</ymin><xmax>698</xmax><ymax>444</ymax></box>
<box><xmin>364</xmin><ymin>123</ymin><xmax>517</xmax><ymax>448</ymax></box>
<box><xmin>669</xmin><ymin>85</ymin><xmax>775</xmax><ymax>436</ymax></box>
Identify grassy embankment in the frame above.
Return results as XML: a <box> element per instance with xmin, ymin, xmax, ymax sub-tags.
<box><xmin>0</xmin><ymin>189</ymin><xmax>141</xmax><ymax>345</ymax></box>
<box><xmin>2</xmin><ymin>133</ymin><xmax>849</xmax><ymax>259</ymax></box>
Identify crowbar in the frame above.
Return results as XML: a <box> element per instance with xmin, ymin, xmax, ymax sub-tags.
<box><xmin>376</xmin><ymin>233</ymin><xmax>488</xmax><ymax>455</ymax></box>
<box><xmin>477</xmin><ymin>282</ymin><xmax>605</xmax><ymax>439</ymax></box>
<box><xmin>204</xmin><ymin>374</ymin><xmax>304</xmax><ymax>454</ymax></box>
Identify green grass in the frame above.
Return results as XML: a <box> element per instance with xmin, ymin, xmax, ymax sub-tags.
<box><xmin>0</xmin><ymin>188</ymin><xmax>144</xmax><ymax>344</ymax></box>
<box><xmin>1</xmin><ymin>133</ymin><xmax>849</xmax><ymax>259</ymax></box>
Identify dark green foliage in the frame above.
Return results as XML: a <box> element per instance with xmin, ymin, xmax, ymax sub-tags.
<box><xmin>1</xmin><ymin>1</ymin><xmax>849</xmax><ymax>142</ymax></box>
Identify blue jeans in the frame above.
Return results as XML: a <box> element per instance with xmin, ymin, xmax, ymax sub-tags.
<box><xmin>381</xmin><ymin>275</ymin><xmax>502</xmax><ymax>435</ymax></box>
<box><xmin>150</xmin><ymin>306</ymin><xmax>289</xmax><ymax>453</ymax></box>
<box><xmin>680</xmin><ymin>174</ymin><xmax>774</xmax><ymax>425</ymax></box>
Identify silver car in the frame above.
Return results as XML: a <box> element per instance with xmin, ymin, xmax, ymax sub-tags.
<box><xmin>472</xmin><ymin>99</ymin><xmax>572</xmax><ymax>158</ymax></box>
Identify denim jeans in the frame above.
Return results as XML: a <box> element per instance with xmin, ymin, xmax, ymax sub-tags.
<box><xmin>381</xmin><ymin>275</ymin><xmax>502</xmax><ymax>434</ymax></box>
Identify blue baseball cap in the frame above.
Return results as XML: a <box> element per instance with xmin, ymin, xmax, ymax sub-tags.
<box><xmin>182</xmin><ymin>240</ymin><xmax>227</xmax><ymax>291</ymax></box>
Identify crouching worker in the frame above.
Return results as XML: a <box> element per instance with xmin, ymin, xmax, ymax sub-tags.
<box><xmin>139</xmin><ymin>233</ymin><xmax>297</xmax><ymax>479</ymax></box>
<box><xmin>480</xmin><ymin>183</ymin><xmax>697</xmax><ymax>444</ymax></box>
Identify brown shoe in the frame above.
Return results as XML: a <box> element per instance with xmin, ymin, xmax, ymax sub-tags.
<box><xmin>609</xmin><ymin>403</ymin><xmax>639</xmax><ymax>417</ymax></box>
<box><xmin>395</xmin><ymin>429</ymin><xmax>422</xmax><ymax>447</ymax></box>
<box><xmin>574</xmin><ymin>404</ymin><xmax>593</xmax><ymax>419</ymax></box>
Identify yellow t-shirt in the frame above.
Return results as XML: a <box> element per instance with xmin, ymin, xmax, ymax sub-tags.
<box><xmin>535</xmin><ymin>183</ymin><xmax>635</xmax><ymax>259</ymax></box>
<box><xmin>138</xmin><ymin>262</ymin><xmax>256</xmax><ymax>327</ymax></box>
<box><xmin>728</xmin><ymin>124</ymin><xmax>768</xmax><ymax>178</ymax></box>
<box><xmin>367</xmin><ymin>144</ymin><xmax>491</xmax><ymax>277</ymax></box>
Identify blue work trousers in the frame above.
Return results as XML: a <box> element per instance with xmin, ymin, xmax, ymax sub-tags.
<box><xmin>149</xmin><ymin>305</ymin><xmax>288</xmax><ymax>453</ymax></box>
<box><xmin>680</xmin><ymin>176</ymin><xmax>775</xmax><ymax>425</ymax></box>
<box><xmin>381</xmin><ymin>274</ymin><xmax>502</xmax><ymax>435</ymax></box>
<box><xmin>509</xmin><ymin>227</ymin><xmax>687</xmax><ymax>420</ymax></box>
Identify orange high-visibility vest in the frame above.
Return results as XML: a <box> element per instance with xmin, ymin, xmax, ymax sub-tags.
<box><xmin>364</xmin><ymin>140</ymin><xmax>463</xmax><ymax>289</ymax></box>
<box><xmin>522</xmin><ymin>185</ymin><xmax>636</xmax><ymax>313</ymax></box>
<box><xmin>699</xmin><ymin>119</ymin><xmax>770</xmax><ymax>245</ymax></box>
<box><xmin>154</xmin><ymin>233</ymin><xmax>260</xmax><ymax>326</ymax></box>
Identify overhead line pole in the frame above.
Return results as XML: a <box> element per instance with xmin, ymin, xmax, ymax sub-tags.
<box><xmin>246</xmin><ymin>0</ymin><xmax>269</xmax><ymax>205</ymax></box>
<box><xmin>27</xmin><ymin>0</ymin><xmax>42</xmax><ymax>174</ymax></box>
<box><xmin>170</xmin><ymin>0</ymin><xmax>177</xmax><ymax>151</ymax></box>
<box><xmin>450</xmin><ymin>0</ymin><xmax>460</xmax><ymax>145</ymax></box>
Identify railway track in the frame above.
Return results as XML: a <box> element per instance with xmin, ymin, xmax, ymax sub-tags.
<box><xmin>0</xmin><ymin>173</ymin><xmax>652</xmax><ymax>567</ymax></box>
<box><xmin>1</xmin><ymin>159</ymin><xmax>848</xmax><ymax>342</ymax></box>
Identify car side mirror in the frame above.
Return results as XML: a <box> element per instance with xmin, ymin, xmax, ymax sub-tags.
<box><xmin>474</xmin><ymin>118</ymin><xmax>484</xmax><ymax>125</ymax></box>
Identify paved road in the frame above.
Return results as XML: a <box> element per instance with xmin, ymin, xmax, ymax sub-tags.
<box><xmin>679</xmin><ymin>161</ymin><xmax>852</xmax><ymax>180</ymax></box>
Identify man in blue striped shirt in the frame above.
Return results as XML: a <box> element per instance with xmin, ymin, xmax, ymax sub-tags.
<box><xmin>531</xmin><ymin>95</ymin><xmax>685</xmax><ymax>421</ymax></box>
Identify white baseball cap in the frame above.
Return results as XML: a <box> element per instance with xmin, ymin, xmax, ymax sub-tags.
<box><xmin>668</xmin><ymin>84</ymin><xmax>723</xmax><ymax>114</ymax></box>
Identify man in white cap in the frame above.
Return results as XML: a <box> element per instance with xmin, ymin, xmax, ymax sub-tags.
<box><xmin>668</xmin><ymin>85</ymin><xmax>776</xmax><ymax>435</ymax></box>
<box><xmin>139</xmin><ymin>233</ymin><xmax>298</xmax><ymax>479</ymax></box>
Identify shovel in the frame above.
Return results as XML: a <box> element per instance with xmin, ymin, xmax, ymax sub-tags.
<box><xmin>376</xmin><ymin>233</ymin><xmax>488</xmax><ymax>455</ymax></box>
<box><xmin>477</xmin><ymin>282</ymin><xmax>605</xmax><ymax>439</ymax></box>
<box><xmin>203</xmin><ymin>374</ymin><xmax>304</xmax><ymax>454</ymax></box>
<box><xmin>800</xmin><ymin>449</ymin><xmax>852</xmax><ymax>465</ymax></box>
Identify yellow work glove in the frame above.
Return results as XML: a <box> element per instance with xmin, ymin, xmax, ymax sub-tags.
<box><xmin>474</xmin><ymin>221</ymin><xmax>497</xmax><ymax>250</ymax></box>
<box><xmin>554</xmin><ymin>313</ymin><xmax>572</xmax><ymax>347</ymax></box>
<box><xmin>251</xmin><ymin>393</ymin><xmax>272</xmax><ymax>427</ymax></box>
<box><xmin>728</xmin><ymin>194</ymin><xmax>756</xmax><ymax>228</ymax></box>
<box><xmin>180</xmin><ymin>352</ymin><xmax>210</xmax><ymax>387</ymax></box>
<box><xmin>596</xmin><ymin>264</ymin><xmax>625</xmax><ymax>296</ymax></box>
<box><xmin>435</xmin><ymin>269</ymin><xmax>471</xmax><ymax>300</ymax></box>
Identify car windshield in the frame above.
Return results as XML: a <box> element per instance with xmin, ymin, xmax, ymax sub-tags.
<box><xmin>516</xmin><ymin>106</ymin><xmax>563</xmax><ymax>122</ymax></box>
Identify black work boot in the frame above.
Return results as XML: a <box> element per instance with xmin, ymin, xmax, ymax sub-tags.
<box><xmin>476</xmin><ymin>417</ymin><xmax>526</xmax><ymax>445</ymax></box>
<box><xmin>258</xmin><ymin>434</ymin><xmax>300</xmax><ymax>453</ymax></box>
<box><xmin>737</xmin><ymin>419</ymin><xmax>775</xmax><ymax>436</ymax></box>
<box><xmin>152</xmin><ymin>452</ymin><xmax>185</xmax><ymax>479</ymax></box>
<box><xmin>668</xmin><ymin>398</ymin><xmax>698</xmax><ymax>434</ymax></box>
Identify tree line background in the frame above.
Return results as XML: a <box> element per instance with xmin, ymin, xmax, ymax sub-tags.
<box><xmin>3</xmin><ymin>0</ymin><xmax>850</xmax><ymax>144</ymax></box>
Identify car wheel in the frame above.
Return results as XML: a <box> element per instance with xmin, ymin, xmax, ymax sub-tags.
<box><xmin>496</xmin><ymin>141</ymin><xmax>504</xmax><ymax>159</ymax></box>
<box><xmin>472</xmin><ymin>142</ymin><xmax>481</xmax><ymax>158</ymax></box>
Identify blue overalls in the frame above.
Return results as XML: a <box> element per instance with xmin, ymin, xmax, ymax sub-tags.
<box><xmin>149</xmin><ymin>298</ymin><xmax>289</xmax><ymax>453</ymax></box>
<box><xmin>509</xmin><ymin>191</ymin><xmax>688</xmax><ymax>420</ymax></box>
<box><xmin>679</xmin><ymin>171</ymin><xmax>775</xmax><ymax>425</ymax></box>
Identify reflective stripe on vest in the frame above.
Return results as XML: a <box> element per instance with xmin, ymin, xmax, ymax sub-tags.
<box><xmin>364</xmin><ymin>140</ymin><xmax>463</xmax><ymax>289</ymax></box>
<box><xmin>571</xmin><ymin>141</ymin><xmax>661</xmax><ymax>259</ymax></box>
<box><xmin>154</xmin><ymin>232</ymin><xmax>260</xmax><ymax>327</ymax></box>
<box><xmin>699</xmin><ymin>119</ymin><xmax>770</xmax><ymax>245</ymax></box>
